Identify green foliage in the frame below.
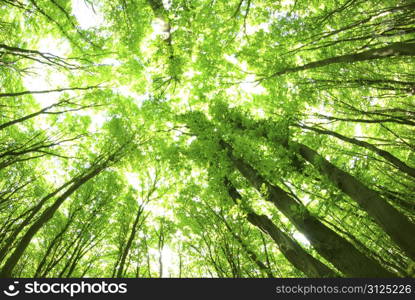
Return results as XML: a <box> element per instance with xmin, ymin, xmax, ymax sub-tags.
<box><xmin>0</xmin><ymin>0</ymin><xmax>414</xmax><ymax>278</ymax></box>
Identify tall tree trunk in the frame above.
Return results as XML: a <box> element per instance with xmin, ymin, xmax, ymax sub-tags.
<box><xmin>225</xmin><ymin>179</ymin><xmax>338</xmax><ymax>278</ymax></box>
<box><xmin>0</xmin><ymin>85</ymin><xmax>98</xmax><ymax>98</ymax></box>
<box><xmin>248</xmin><ymin>212</ymin><xmax>338</xmax><ymax>277</ymax></box>
<box><xmin>209</xmin><ymin>203</ymin><xmax>275</xmax><ymax>278</ymax></box>
<box><xmin>299</xmin><ymin>124</ymin><xmax>415</xmax><ymax>178</ymax></box>
<box><xmin>157</xmin><ymin>226</ymin><xmax>164</xmax><ymax>278</ymax></box>
<box><xmin>33</xmin><ymin>214</ymin><xmax>75</xmax><ymax>277</ymax></box>
<box><xmin>221</xmin><ymin>140</ymin><xmax>395</xmax><ymax>277</ymax></box>
<box><xmin>40</xmin><ymin>240</ymin><xmax>75</xmax><ymax>277</ymax></box>
<box><xmin>0</xmin><ymin>100</ymin><xmax>96</xmax><ymax>131</ymax></box>
<box><xmin>116</xmin><ymin>207</ymin><xmax>144</xmax><ymax>278</ymax></box>
<box><xmin>0</xmin><ymin>179</ymin><xmax>75</xmax><ymax>262</ymax></box>
<box><xmin>0</xmin><ymin>103</ymin><xmax>56</xmax><ymax>131</ymax></box>
<box><xmin>268</xmin><ymin>41</ymin><xmax>415</xmax><ymax>78</ymax></box>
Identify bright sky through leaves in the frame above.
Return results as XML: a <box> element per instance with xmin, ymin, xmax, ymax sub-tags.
<box><xmin>0</xmin><ymin>0</ymin><xmax>414</xmax><ymax>279</ymax></box>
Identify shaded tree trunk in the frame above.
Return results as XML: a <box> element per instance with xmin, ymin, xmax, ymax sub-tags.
<box><xmin>208</xmin><ymin>201</ymin><xmax>275</xmax><ymax>278</ymax></box>
<box><xmin>225</xmin><ymin>179</ymin><xmax>338</xmax><ymax>278</ymax></box>
<box><xmin>0</xmin><ymin>85</ymin><xmax>98</xmax><ymax>98</ymax></box>
<box><xmin>0</xmin><ymin>179</ymin><xmax>76</xmax><ymax>262</ymax></box>
<box><xmin>34</xmin><ymin>213</ymin><xmax>76</xmax><ymax>277</ymax></box>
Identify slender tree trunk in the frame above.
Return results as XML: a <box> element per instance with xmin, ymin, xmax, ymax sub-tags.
<box><xmin>0</xmin><ymin>179</ymin><xmax>75</xmax><ymax>262</ymax></box>
<box><xmin>40</xmin><ymin>242</ymin><xmax>74</xmax><ymax>277</ymax></box>
<box><xmin>116</xmin><ymin>207</ymin><xmax>143</xmax><ymax>278</ymax></box>
<box><xmin>63</xmin><ymin>247</ymin><xmax>83</xmax><ymax>278</ymax></box>
<box><xmin>178</xmin><ymin>251</ymin><xmax>182</xmax><ymax>278</ymax></box>
<box><xmin>248</xmin><ymin>212</ymin><xmax>338</xmax><ymax>277</ymax></box>
<box><xmin>260</xmin><ymin>232</ymin><xmax>276</xmax><ymax>276</ymax></box>
<box><xmin>0</xmin><ymin>100</ymin><xmax>96</xmax><ymax>131</ymax></box>
<box><xmin>0</xmin><ymin>104</ymin><xmax>55</xmax><ymax>131</ymax></box>
<box><xmin>217</xmin><ymin>109</ymin><xmax>415</xmax><ymax>261</ymax></box>
<box><xmin>211</xmin><ymin>205</ymin><xmax>275</xmax><ymax>278</ymax></box>
<box><xmin>65</xmin><ymin>239</ymin><xmax>97</xmax><ymax>278</ymax></box>
<box><xmin>225</xmin><ymin>180</ymin><xmax>338</xmax><ymax>278</ymax></box>
<box><xmin>315</xmin><ymin>114</ymin><xmax>415</xmax><ymax>126</ymax></box>
<box><xmin>299</xmin><ymin>124</ymin><xmax>415</xmax><ymax>178</ymax></box>
<box><xmin>81</xmin><ymin>260</ymin><xmax>94</xmax><ymax>278</ymax></box>
<box><xmin>34</xmin><ymin>216</ymin><xmax>74</xmax><ymax>277</ymax></box>
<box><xmin>0</xmin><ymin>85</ymin><xmax>99</xmax><ymax>98</ymax></box>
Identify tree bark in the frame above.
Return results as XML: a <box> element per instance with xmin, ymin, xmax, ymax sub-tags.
<box><xmin>33</xmin><ymin>213</ymin><xmax>75</xmax><ymax>277</ymax></box>
<box><xmin>0</xmin><ymin>179</ymin><xmax>75</xmax><ymax>262</ymax></box>
<box><xmin>268</xmin><ymin>41</ymin><xmax>415</xmax><ymax>78</ymax></box>
<box><xmin>217</xmin><ymin>109</ymin><xmax>415</xmax><ymax>261</ymax></box>
<box><xmin>116</xmin><ymin>207</ymin><xmax>144</xmax><ymax>278</ymax></box>
<box><xmin>209</xmin><ymin>202</ymin><xmax>275</xmax><ymax>278</ymax></box>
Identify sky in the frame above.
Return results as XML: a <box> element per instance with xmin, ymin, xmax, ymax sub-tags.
<box><xmin>71</xmin><ymin>0</ymin><xmax>103</xmax><ymax>29</ymax></box>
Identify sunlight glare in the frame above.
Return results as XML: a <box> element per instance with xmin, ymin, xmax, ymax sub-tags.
<box><xmin>293</xmin><ymin>232</ymin><xmax>311</xmax><ymax>246</ymax></box>
<box><xmin>72</xmin><ymin>0</ymin><xmax>103</xmax><ymax>29</ymax></box>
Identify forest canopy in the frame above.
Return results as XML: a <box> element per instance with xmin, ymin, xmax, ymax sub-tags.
<box><xmin>0</xmin><ymin>0</ymin><xmax>414</xmax><ymax>278</ymax></box>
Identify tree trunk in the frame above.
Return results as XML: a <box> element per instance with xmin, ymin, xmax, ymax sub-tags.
<box><xmin>211</xmin><ymin>203</ymin><xmax>275</xmax><ymax>278</ymax></box>
<box><xmin>0</xmin><ymin>85</ymin><xmax>98</xmax><ymax>98</ymax></box>
<box><xmin>269</xmin><ymin>41</ymin><xmax>415</xmax><ymax>77</ymax></box>
<box><xmin>247</xmin><ymin>212</ymin><xmax>337</xmax><ymax>278</ymax></box>
<box><xmin>116</xmin><ymin>207</ymin><xmax>144</xmax><ymax>278</ymax></box>
<box><xmin>218</xmin><ymin>109</ymin><xmax>415</xmax><ymax>261</ymax></box>
<box><xmin>299</xmin><ymin>124</ymin><xmax>415</xmax><ymax>178</ymax></box>
<box><xmin>225</xmin><ymin>180</ymin><xmax>338</xmax><ymax>277</ymax></box>
<box><xmin>34</xmin><ymin>214</ymin><xmax>75</xmax><ymax>277</ymax></box>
